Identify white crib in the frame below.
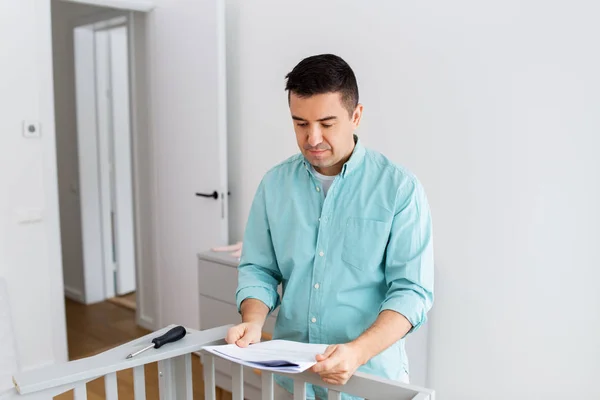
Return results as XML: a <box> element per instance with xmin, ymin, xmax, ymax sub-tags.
<box><xmin>0</xmin><ymin>324</ymin><xmax>435</xmax><ymax>400</ymax></box>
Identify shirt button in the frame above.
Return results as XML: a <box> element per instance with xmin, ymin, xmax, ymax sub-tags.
<box><xmin>316</xmin><ymin>186</ymin><xmax>321</xmax><ymax>192</ymax></box>
<box><xmin>319</xmin><ymin>251</ymin><xmax>324</xmax><ymax>257</ymax></box>
<box><xmin>314</xmin><ymin>283</ymin><xmax>320</xmax><ymax>289</ymax></box>
<box><xmin>311</xmin><ymin>317</ymin><xmax>317</xmax><ymax>323</ymax></box>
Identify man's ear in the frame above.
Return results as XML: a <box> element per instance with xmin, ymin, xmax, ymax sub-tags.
<box><xmin>352</xmin><ymin>104</ymin><xmax>363</xmax><ymax>128</ymax></box>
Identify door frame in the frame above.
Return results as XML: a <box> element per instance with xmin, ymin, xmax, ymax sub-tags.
<box><xmin>45</xmin><ymin>0</ymin><xmax>230</xmax><ymax>364</ymax></box>
<box><xmin>60</xmin><ymin>0</ymin><xmax>154</xmax><ymax>12</ymax></box>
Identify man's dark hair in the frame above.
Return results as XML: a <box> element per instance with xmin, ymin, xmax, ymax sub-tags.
<box><xmin>285</xmin><ymin>54</ymin><xmax>359</xmax><ymax>116</ymax></box>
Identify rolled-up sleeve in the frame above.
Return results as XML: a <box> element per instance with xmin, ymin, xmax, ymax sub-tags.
<box><xmin>235</xmin><ymin>178</ymin><xmax>282</xmax><ymax>314</ymax></box>
<box><xmin>379</xmin><ymin>177</ymin><xmax>434</xmax><ymax>334</ymax></box>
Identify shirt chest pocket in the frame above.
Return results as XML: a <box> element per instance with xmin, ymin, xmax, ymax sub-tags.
<box><xmin>341</xmin><ymin>218</ymin><xmax>391</xmax><ymax>271</ymax></box>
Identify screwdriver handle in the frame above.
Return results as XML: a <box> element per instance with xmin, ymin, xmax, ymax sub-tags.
<box><xmin>151</xmin><ymin>326</ymin><xmax>186</xmax><ymax>349</ymax></box>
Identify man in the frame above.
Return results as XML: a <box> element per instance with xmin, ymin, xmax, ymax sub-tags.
<box><xmin>226</xmin><ymin>54</ymin><xmax>434</xmax><ymax>400</ymax></box>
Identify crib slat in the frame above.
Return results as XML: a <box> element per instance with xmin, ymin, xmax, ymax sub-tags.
<box><xmin>133</xmin><ymin>365</ymin><xmax>146</xmax><ymax>400</ymax></box>
<box><xmin>202</xmin><ymin>354</ymin><xmax>217</xmax><ymax>400</ymax></box>
<box><xmin>231</xmin><ymin>363</ymin><xmax>244</xmax><ymax>400</ymax></box>
<box><xmin>261</xmin><ymin>371</ymin><xmax>274</xmax><ymax>400</ymax></box>
<box><xmin>180</xmin><ymin>353</ymin><xmax>193</xmax><ymax>399</ymax></box>
<box><xmin>293</xmin><ymin>380</ymin><xmax>306</xmax><ymax>400</ymax></box>
<box><xmin>157</xmin><ymin>359</ymin><xmax>169</xmax><ymax>400</ymax></box>
<box><xmin>327</xmin><ymin>389</ymin><xmax>342</xmax><ymax>400</ymax></box>
<box><xmin>73</xmin><ymin>383</ymin><xmax>87</xmax><ymax>400</ymax></box>
<box><xmin>158</xmin><ymin>354</ymin><xmax>192</xmax><ymax>400</ymax></box>
<box><xmin>104</xmin><ymin>372</ymin><xmax>118</xmax><ymax>399</ymax></box>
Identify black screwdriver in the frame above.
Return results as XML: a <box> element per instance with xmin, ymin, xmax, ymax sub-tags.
<box><xmin>126</xmin><ymin>326</ymin><xmax>187</xmax><ymax>359</ymax></box>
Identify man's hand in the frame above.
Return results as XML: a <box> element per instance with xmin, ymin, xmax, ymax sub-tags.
<box><xmin>225</xmin><ymin>322</ymin><xmax>262</xmax><ymax>347</ymax></box>
<box><xmin>227</xmin><ymin>298</ymin><xmax>270</xmax><ymax>347</ymax></box>
<box><xmin>211</xmin><ymin>241</ymin><xmax>243</xmax><ymax>259</ymax></box>
<box><xmin>311</xmin><ymin>343</ymin><xmax>365</xmax><ymax>385</ymax></box>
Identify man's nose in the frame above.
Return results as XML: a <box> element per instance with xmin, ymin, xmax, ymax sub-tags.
<box><xmin>307</xmin><ymin>128</ymin><xmax>323</xmax><ymax>147</ymax></box>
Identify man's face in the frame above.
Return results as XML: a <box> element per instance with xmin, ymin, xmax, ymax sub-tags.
<box><xmin>290</xmin><ymin>92</ymin><xmax>362</xmax><ymax>176</ymax></box>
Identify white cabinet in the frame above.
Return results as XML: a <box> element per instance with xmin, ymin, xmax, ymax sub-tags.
<box><xmin>197</xmin><ymin>251</ymin><xmax>279</xmax><ymax>332</ymax></box>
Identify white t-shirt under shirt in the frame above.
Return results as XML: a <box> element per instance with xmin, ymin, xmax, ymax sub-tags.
<box><xmin>311</xmin><ymin>166</ymin><xmax>337</xmax><ymax>197</ymax></box>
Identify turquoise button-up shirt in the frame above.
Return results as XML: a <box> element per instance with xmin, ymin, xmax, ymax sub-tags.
<box><xmin>236</xmin><ymin>137</ymin><xmax>434</xmax><ymax>400</ymax></box>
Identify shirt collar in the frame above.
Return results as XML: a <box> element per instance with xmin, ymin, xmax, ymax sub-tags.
<box><xmin>341</xmin><ymin>134</ymin><xmax>366</xmax><ymax>177</ymax></box>
<box><xmin>302</xmin><ymin>134</ymin><xmax>365</xmax><ymax>178</ymax></box>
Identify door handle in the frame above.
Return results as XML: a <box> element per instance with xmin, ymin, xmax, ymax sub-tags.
<box><xmin>195</xmin><ymin>191</ymin><xmax>231</xmax><ymax>200</ymax></box>
<box><xmin>195</xmin><ymin>191</ymin><xmax>219</xmax><ymax>199</ymax></box>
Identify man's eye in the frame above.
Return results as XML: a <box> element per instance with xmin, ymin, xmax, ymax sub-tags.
<box><xmin>297</xmin><ymin>123</ymin><xmax>308</xmax><ymax>127</ymax></box>
<box><xmin>322</xmin><ymin>124</ymin><xmax>333</xmax><ymax>128</ymax></box>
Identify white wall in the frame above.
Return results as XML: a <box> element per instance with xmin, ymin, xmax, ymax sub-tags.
<box><xmin>420</xmin><ymin>2</ymin><xmax>600</xmax><ymax>398</ymax></box>
<box><xmin>0</xmin><ymin>0</ymin><xmax>67</xmax><ymax>369</ymax></box>
<box><xmin>225</xmin><ymin>0</ymin><xmax>600</xmax><ymax>398</ymax></box>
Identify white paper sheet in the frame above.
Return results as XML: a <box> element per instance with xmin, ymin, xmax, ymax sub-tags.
<box><xmin>202</xmin><ymin>340</ymin><xmax>328</xmax><ymax>373</ymax></box>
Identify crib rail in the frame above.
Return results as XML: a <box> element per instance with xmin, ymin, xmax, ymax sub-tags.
<box><xmin>0</xmin><ymin>324</ymin><xmax>434</xmax><ymax>400</ymax></box>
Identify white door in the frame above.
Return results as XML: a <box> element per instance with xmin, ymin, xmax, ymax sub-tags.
<box><xmin>93</xmin><ymin>27</ymin><xmax>116</xmax><ymax>299</ymax></box>
<box><xmin>148</xmin><ymin>0</ymin><xmax>229</xmax><ymax>329</ymax></box>
<box><xmin>108</xmin><ymin>25</ymin><xmax>137</xmax><ymax>296</ymax></box>
<box><xmin>74</xmin><ymin>24</ymin><xmax>106</xmax><ymax>304</ymax></box>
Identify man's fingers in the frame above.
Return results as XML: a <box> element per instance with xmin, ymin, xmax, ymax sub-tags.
<box><xmin>211</xmin><ymin>243</ymin><xmax>240</xmax><ymax>252</ymax></box>
<box><xmin>225</xmin><ymin>321</ymin><xmax>265</xmax><ymax>347</ymax></box>
<box><xmin>323</xmin><ymin>376</ymin><xmax>347</xmax><ymax>386</ymax></box>
<box><xmin>314</xmin><ymin>368</ymin><xmax>351</xmax><ymax>385</ymax></box>
<box><xmin>235</xmin><ymin>332</ymin><xmax>252</xmax><ymax>347</ymax></box>
<box><xmin>316</xmin><ymin>345</ymin><xmax>337</xmax><ymax>361</ymax></box>
<box><xmin>318</xmin><ymin>371</ymin><xmax>338</xmax><ymax>379</ymax></box>
<box><xmin>319</xmin><ymin>371</ymin><xmax>350</xmax><ymax>386</ymax></box>
<box><xmin>312</xmin><ymin>344</ymin><xmax>357</xmax><ymax>386</ymax></box>
<box><xmin>323</xmin><ymin>345</ymin><xmax>337</xmax><ymax>357</ymax></box>
<box><xmin>312</xmin><ymin>358</ymin><xmax>335</xmax><ymax>374</ymax></box>
<box><xmin>313</xmin><ymin>346</ymin><xmax>343</xmax><ymax>373</ymax></box>
<box><xmin>311</xmin><ymin>361</ymin><xmax>323</xmax><ymax>373</ymax></box>
<box><xmin>225</xmin><ymin>327</ymin><xmax>242</xmax><ymax>344</ymax></box>
<box><xmin>322</xmin><ymin>376</ymin><xmax>340</xmax><ymax>385</ymax></box>
<box><xmin>236</xmin><ymin>328</ymin><xmax>261</xmax><ymax>348</ymax></box>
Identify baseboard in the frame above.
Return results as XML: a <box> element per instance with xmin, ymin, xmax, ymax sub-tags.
<box><xmin>107</xmin><ymin>296</ymin><xmax>136</xmax><ymax>311</ymax></box>
<box><xmin>137</xmin><ymin>314</ymin><xmax>155</xmax><ymax>331</ymax></box>
<box><xmin>64</xmin><ymin>286</ymin><xmax>84</xmax><ymax>303</ymax></box>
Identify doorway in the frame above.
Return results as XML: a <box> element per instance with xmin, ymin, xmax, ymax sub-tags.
<box><xmin>51</xmin><ymin>0</ymin><xmax>146</xmax><ymax>325</ymax></box>
<box><xmin>74</xmin><ymin>16</ymin><xmax>137</xmax><ymax>305</ymax></box>
<box><xmin>50</xmin><ymin>0</ymin><xmax>230</xmax><ymax>359</ymax></box>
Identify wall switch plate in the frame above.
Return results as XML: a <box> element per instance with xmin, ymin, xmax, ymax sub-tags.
<box><xmin>16</xmin><ymin>208</ymin><xmax>44</xmax><ymax>224</ymax></box>
<box><xmin>23</xmin><ymin>121</ymin><xmax>41</xmax><ymax>138</ymax></box>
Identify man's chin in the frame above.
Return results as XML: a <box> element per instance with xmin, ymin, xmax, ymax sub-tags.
<box><xmin>306</xmin><ymin>153</ymin><xmax>330</xmax><ymax>164</ymax></box>
<box><xmin>308</xmin><ymin>159</ymin><xmax>331</xmax><ymax>169</ymax></box>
